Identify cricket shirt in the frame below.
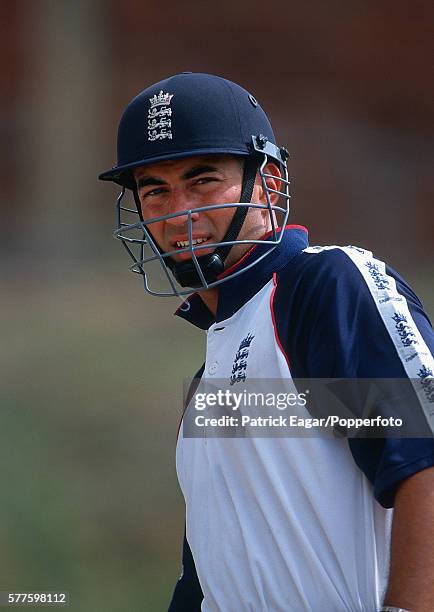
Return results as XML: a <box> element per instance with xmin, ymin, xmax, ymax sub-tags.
<box><xmin>169</xmin><ymin>225</ymin><xmax>434</xmax><ymax>612</ymax></box>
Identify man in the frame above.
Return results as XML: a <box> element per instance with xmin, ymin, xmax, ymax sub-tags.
<box><xmin>99</xmin><ymin>73</ymin><xmax>434</xmax><ymax>611</ymax></box>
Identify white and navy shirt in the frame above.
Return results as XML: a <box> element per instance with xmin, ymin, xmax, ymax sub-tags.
<box><xmin>169</xmin><ymin>226</ymin><xmax>434</xmax><ymax>612</ymax></box>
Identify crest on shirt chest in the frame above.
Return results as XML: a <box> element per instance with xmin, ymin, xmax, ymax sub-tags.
<box><xmin>230</xmin><ymin>333</ymin><xmax>255</xmax><ymax>385</ymax></box>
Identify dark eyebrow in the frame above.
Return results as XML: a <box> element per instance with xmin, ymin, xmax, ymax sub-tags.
<box><xmin>136</xmin><ymin>164</ymin><xmax>221</xmax><ymax>191</ymax></box>
<box><xmin>136</xmin><ymin>176</ymin><xmax>166</xmax><ymax>190</ymax></box>
<box><xmin>182</xmin><ymin>164</ymin><xmax>221</xmax><ymax>180</ymax></box>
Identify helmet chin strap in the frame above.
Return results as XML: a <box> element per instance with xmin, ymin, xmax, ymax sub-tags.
<box><xmin>166</xmin><ymin>157</ymin><xmax>258</xmax><ymax>288</ymax></box>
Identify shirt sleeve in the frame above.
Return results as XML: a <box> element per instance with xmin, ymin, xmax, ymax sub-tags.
<box><xmin>168</xmin><ymin>528</ymin><xmax>203</xmax><ymax>611</ymax></box>
<box><xmin>273</xmin><ymin>245</ymin><xmax>434</xmax><ymax>508</ymax></box>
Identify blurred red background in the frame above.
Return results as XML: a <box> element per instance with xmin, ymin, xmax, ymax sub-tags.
<box><xmin>0</xmin><ymin>2</ymin><xmax>432</xmax><ymax>610</ymax></box>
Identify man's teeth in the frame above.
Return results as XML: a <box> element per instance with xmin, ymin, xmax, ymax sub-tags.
<box><xmin>176</xmin><ymin>237</ymin><xmax>209</xmax><ymax>248</ymax></box>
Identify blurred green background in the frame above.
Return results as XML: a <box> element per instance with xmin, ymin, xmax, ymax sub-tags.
<box><xmin>1</xmin><ymin>1</ymin><xmax>433</xmax><ymax>610</ymax></box>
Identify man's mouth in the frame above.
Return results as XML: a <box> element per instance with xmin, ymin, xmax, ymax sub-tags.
<box><xmin>174</xmin><ymin>236</ymin><xmax>211</xmax><ymax>249</ymax></box>
<box><xmin>169</xmin><ymin>235</ymin><xmax>214</xmax><ymax>261</ymax></box>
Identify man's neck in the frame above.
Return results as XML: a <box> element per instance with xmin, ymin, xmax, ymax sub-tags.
<box><xmin>198</xmin><ymin>287</ymin><xmax>219</xmax><ymax>317</ymax></box>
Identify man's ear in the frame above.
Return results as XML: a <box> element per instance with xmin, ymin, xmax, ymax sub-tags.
<box><xmin>256</xmin><ymin>162</ymin><xmax>282</xmax><ymax>205</ymax></box>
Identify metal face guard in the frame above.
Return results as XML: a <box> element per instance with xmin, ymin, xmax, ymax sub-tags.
<box><xmin>113</xmin><ymin>147</ymin><xmax>290</xmax><ymax>298</ymax></box>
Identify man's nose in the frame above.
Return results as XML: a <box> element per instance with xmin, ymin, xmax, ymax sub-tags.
<box><xmin>165</xmin><ymin>188</ymin><xmax>199</xmax><ymax>225</ymax></box>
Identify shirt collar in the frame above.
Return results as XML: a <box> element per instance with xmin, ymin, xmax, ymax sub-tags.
<box><xmin>175</xmin><ymin>224</ymin><xmax>309</xmax><ymax>329</ymax></box>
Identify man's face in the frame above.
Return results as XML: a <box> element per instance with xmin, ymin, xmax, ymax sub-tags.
<box><xmin>134</xmin><ymin>154</ymin><xmax>280</xmax><ymax>270</ymax></box>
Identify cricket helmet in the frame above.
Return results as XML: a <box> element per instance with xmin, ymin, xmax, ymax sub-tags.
<box><xmin>99</xmin><ymin>72</ymin><xmax>290</xmax><ymax>297</ymax></box>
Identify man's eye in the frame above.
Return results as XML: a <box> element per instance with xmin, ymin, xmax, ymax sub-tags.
<box><xmin>143</xmin><ymin>187</ymin><xmax>166</xmax><ymax>198</ymax></box>
<box><xmin>195</xmin><ymin>177</ymin><xmax>217</xmax><ymax>185</ymax></box>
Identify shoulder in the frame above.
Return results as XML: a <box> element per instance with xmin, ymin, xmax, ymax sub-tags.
<box><xmin>275</xmin><ymin>242</ymin><xmax>427</xmax><ymax>318</ymax></box>
<box><xmin>277</xmin><ymin>243</ymin><xmax>390</xmax><ymax>290</ymax></box>
<box><xmin>272</xmin><ymin>242</ymin><xmax>433</xmax><ymax>377</ymax></box>
<box><xmin>273</xmin><ymin>243</ymin><xmax>383</xmax><ymax>324</ymax></box>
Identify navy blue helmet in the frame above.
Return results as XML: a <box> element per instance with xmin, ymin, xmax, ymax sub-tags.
<box><xmin>99</xmin><ymin>72</ymin><xmax>290</xmax><ymax>296</ymax></box>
